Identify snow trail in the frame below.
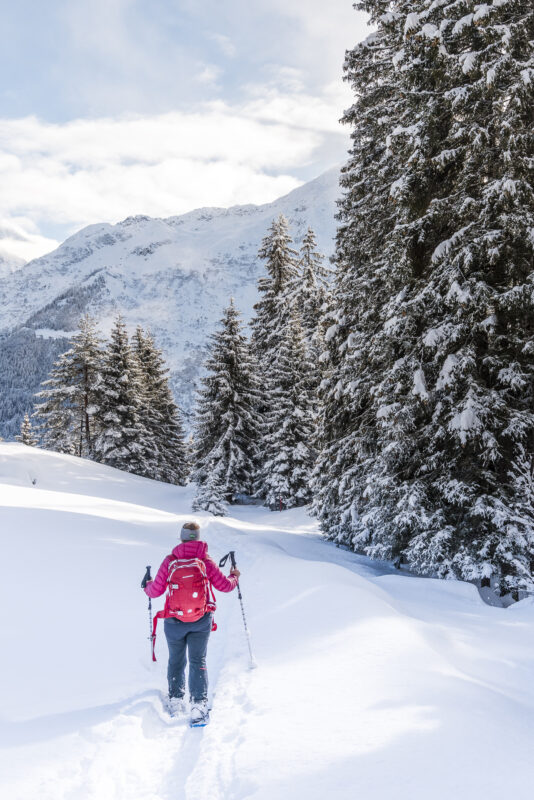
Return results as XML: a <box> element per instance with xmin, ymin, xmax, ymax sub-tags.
<box><xmin>1</xmin><ymin>443</ymin><xmax>534</xmax><ymax>799</ymax></box>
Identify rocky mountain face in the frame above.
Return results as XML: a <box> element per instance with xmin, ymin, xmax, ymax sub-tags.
<box><xmin>0</xmin><ymin>168</ymin><xmax>340</xmax><ymax>438</ymax></box>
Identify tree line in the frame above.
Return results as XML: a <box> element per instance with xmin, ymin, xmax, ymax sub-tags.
<box><xmin>29</xmin><ymin>317</ymin><xmax>188</xmax><ymax>485</ymax></box>
<box><xmin>20</xmin><ymin>0</ymin><xmax>534</xmax><ymax>595</ymax></box>
<box><xmin>192</xmin><ymin>219</ymin><xmax>328</xmax><ymax>515</ymax></box>
<box><xmin>311</xmin><ymin>0</ymin><xmax>534</xmax><ymax>597</ymax></box>
<box><xmin>23</xmin><ymin>216</ymin><xmax>327</xmax><ymax>510</ymax></box>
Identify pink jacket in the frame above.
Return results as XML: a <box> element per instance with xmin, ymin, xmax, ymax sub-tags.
<box><xmin>144</xmin><ymin>540</ymin><xmax>238</xmax><ymax>602</ymax></box>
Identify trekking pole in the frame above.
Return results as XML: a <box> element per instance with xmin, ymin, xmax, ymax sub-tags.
<box><xmin>219</xmin><ymin>551</ymin><xmax>257</xmax><ymax>669</ymax></box>
<box><xmin>141</xmin><ymin>566</ymin><xmax>154</xmax><ymax>659</ymax></box>
<box><xmin>148</xmin><ymin>597</ymin><xmax>153</xmax><ymax>652</ymax></box>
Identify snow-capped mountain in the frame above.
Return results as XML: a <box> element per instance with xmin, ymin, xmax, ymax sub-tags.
<box><xmin>0</xmin><ymin>249</ymin><xmax>25</xmax><ymax>278</ymax></box>
<box><xmin>0</xmin><ymin>168</ymin><xmax>339</xmax><ymax>436</ymax></box>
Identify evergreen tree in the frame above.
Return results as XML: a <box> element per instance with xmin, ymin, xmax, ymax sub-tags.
<box><xmin>16</xmin><ymin>413</ymin><xmax>38</xmax><ymax>446</ymax></box>
<box><xmin>312</xmin><ymin>1</ymin><xmax>408</xmax><ymax>545</ymax></box>
<box><xmin>295</xmin><ymin>227</ymin><xmax>332</xmax><ymax>431</ymax></box>
<box><xmin>193</xmin><ymin>300</ymin><xmax>262</xmax><ymax>515</ymax></box>
<box><xmin>251</xmin><ymin>215</ymin><xmax>301</xmax><ymax>488</ymax></box>
<box><xmin>193</xmin><ymin>467</ymin><xmax>230</xmax><ymax>517</ymax></box>
<box><xmin>34</xmin><ymin>315</ymin><xmax>104</xmax><ymax>456</ymax></box>
<box><xmin>251</xmin><ymin>214</ymin><xmax>299</xmax><ymax>363</ymax></box>
<box><xmin>132</xmin><ymin>327</ymin><xmax>189</xmax><ymax>485</ymax></box>
<box><xmin>314</xmin><ymin>1</ymin><xmax>534</xmax><ymax>593</ymax></box>
<box><xmin>295</xmin><ymin>227</ymin><xmax>330</xmax><ymax>347</ymax></box>
<box><xmin>94</xmin><ymin>315</ymin><xmax>156</xmax><ymax>477</ymax></box>
<box><xmin>257</xmin><ymin>312</ymin><xmax>316</xmax><ymax>509</ymax></box>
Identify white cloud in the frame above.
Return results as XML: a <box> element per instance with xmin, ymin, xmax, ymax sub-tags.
<box><xmin>196</xmin><ymin>64</ymin><xmax>223</xmax><ymax>86</ymax></box>
<box><xmin>243</xmin><ymin>79</ymin><xmax>352</xmax><ymax>134</ymax></box>
<box><xmin>207</xmin><ymin>32</ymin><xmax>237</xmax><ymax>59</ymax></box>
<box><xmin>0</xmin><ymin>84</ymin><xmax>347</xmax><ymax>260</ymax></box>
<box><xmin>0</xmin><ymin>218</ymin><xmax>59</xmax><ymax>263</ymax></box>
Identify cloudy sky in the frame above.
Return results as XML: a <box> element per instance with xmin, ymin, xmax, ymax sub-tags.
<box><xmin>0</xmin><ymin>0</ymin><xmax>368</xmax><ymax>261</ymax></box>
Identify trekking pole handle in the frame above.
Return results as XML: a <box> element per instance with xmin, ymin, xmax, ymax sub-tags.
<box><xmin>141</xmin><ymin>565</ymin><xmax>152</xmax><ymax>589</ymax></box>
<box><xmin>219</xmin><ymin>551</ymin><xmax>237</xmax><ymax>570</ymax></box>
<box><xmin>219</xmin><ymin>551</ymin><xmax>239</xmax><ymax>580</ymax></box>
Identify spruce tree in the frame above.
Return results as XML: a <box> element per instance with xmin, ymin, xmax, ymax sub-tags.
<box><xmin>94</xmin><ymin>316</ymin><xmax>156</xmax><ymax>477</ymax></box>
<box><xmin>251</xmin><ymin>214</ymin><xmax>299</xmax><ymax>363</ymax></box>
<box><xmin>193</xmin><ymin>467</ymin><xmax>230</xmax><ymax>517</ymax></box>
<box><xmin>295</xmin><ymin>227</ymin><xmax>331</xmax><ymax>431</ymax></box>
<box><xmin>403</xmin><ymin>0</ymin><xmax>534</xmax><ymax>591</ymax></box>
<box><xmin>16</xmin><ymin>413</ymin><xmax>38</xmax><ymax>446</ymax></box>
<box><xmin>314</xmin><ymin>1</ymin><xmax>534</xmax><ymax>593</ymax></box>
<box><xmin>132</xmin><ymin>327</ymin><xmax>189</xmax><ymax>485</ymax></box>
<box><xmin>193</xmin><ymin>300</ymin><xmax>262</xmax><ymax>515</ymax></box>
<box><xmin>312</xmin><ymin>1</ymin><xmax>408</xmax><ymax>547</ymax></box>
<box><xmin>295</xmin><ymin>227</ymin><xmax>330</xmax><ymax>348</ymax></box>
<box><xmin>257</xmin><ymin>312</ymin><xmax>316</xmax><ymax>510</ymax></box>
<box><xmin>34</xmin><ymin>315</ymin><xmax>104</xmax><ymax>456</ymax></box>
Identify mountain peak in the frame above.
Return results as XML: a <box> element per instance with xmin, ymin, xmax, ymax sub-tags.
<box><xmin>0</xmin><ymin>169</ymin><xmax>339</xmax><ymax>437</ymax></box>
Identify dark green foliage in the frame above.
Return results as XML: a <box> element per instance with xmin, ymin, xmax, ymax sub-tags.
<box><xmin>251</xmin><ymin>214</ymin><xmax>299</xmax><ymax>363</ymax></box>
<box><xmin>314</xmin><ymin>0</ymin><xmax>534</xmax><ymax>592</ymax></box>
<box><xmin>93</xmin><ymin>315</ymin><xmax>156</xmax><ymax>476</ymax></box>
<box><xmin>34</xmin><ymin>315</ymin><xmax>105</xmax><ymax>456</ymax></box>
<box><xmin>132</xmin><ymin>327</ymin><xmax>189</xmax><ymax>485</ymax></box>
<box><xmin>193</xmin><ymin>301</ymin><xmax>262</xmax><ymax>515</ymax></box>
<box><xmin>257</xmin><ymin>313</ymin><xmax>317</xmax><ymax>509</ymax></box>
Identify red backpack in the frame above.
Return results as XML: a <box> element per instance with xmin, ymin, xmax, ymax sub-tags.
<box><xmin>151</xmin><ymin>556</ymin><xmax>217</xmax><ymax>661</ymax></box>
<box><xmin>165</xmin><ymin>556</ymin><xmax>215</xmax><ymax>621</ymax></box>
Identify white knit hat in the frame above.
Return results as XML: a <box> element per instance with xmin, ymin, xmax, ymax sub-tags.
<box><xmin>180</xmin><ymin>522</ymin><xmax>200</xmax><ymax>542</ymax></box>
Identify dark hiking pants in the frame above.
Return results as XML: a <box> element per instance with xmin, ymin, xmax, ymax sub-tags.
<box><xmin>164</xmin><ymin>613</ymin><xmax>212</xmax><ymax>704</ymax></box>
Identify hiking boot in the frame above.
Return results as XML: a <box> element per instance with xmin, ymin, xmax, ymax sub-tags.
<box><xmin>190</xmin><ymin>700</ymin><xmax>209</xmax><ymax>727</ymax></box>
<box><xmin>168</xmin><ymin>696</ymin><xmax>187</xmax><ymax>717</ymax></box>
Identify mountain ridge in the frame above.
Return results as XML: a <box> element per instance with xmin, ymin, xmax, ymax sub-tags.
<box><xmin>0</xmin><ymin>167</ymin><xmax>340</xmax><ymax>437</ymax></box>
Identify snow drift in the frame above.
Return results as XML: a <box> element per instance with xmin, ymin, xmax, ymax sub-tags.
<box><xmin>0</xmin><ymin>442</ymin><xmax>533</xmax><ymax>799</ymax></box>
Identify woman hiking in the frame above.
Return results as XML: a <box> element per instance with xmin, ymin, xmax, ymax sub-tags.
<box><xmin>142</xmin><ymin>520</ymin><xmax>240</xmax><ymax>726</ymax></box>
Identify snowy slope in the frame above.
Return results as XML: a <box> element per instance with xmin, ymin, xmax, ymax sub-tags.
<box><xmin>0</xmin><ymin>249</ymin><xmax>25</xmax><ymax>278</ymax></box>
<box><xmin>1</xmin><ymin>442</ymin><xmax>534</xmax><ymax>800</ymax></box>
<box><xmin>0</xmin><ymin>169</ymin><xmax>339</xmax><ymax>434</ymax></box>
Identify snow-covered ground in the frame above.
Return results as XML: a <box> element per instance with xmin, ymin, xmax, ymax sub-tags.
<box><xmin>1</xmin><ymin>442</ymin><xmax>533</xmax><ymax>799</ymax></box>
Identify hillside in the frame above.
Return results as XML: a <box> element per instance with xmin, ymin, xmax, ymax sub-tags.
<box><xmin>1</xmin><ymin>442</ymin><xmax>533</xmax><ymax>800</ymax></box>
<box><xmin>0</xmin><ymin>169</ymin><xmax>339</xmax><ymax>437</ymax></box>
<box><xmin>0</xmin><ymin>249</ymin><xmax>25</xmax><ymax>278</ymax></box>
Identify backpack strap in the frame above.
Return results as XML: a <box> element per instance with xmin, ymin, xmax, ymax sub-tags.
<box><xmin>207</xmin><ymin>581</ymin><xmax>217</xmax><ymax>630</ymax></box>
<box><xmin>151</xmin><ymin>609</ymin><xmax>166</xmax><ymax>662</ymax></box>
<box><xmin>151</xmin><ymin>555</ymin><xmax>218</xmax><ymax>660</ymax></box>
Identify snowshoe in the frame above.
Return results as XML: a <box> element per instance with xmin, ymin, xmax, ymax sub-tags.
<box><xmin>190</xmin><ymin>702</ymin><xmax>209</xmax><ymax>727</ymax></box>
<box><xmin>163</xmin><ymin>695</ymin><xmax>187</xmax><ymax>718</ymax></box>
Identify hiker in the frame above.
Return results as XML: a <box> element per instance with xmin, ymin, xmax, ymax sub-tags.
<box><xmin>142</xmin><ymin>521</ymin><xmax>240</xmax><ymax>726</ymax></box>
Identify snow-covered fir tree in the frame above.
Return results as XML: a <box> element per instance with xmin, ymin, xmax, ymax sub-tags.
<box><xmin>16</xmin><ymin>413</ymin><xmax>38</xmax><ymax>446</ymax></box>
<box><xmin>294</xmin><ymin>227</ymin><xmax>331</xmax><ymax>427</ymax></box>
<box><xmin>314</xmin><ymin>0</ymin><xmax>534</xmax><ymax>593</ymax></box>
<box><xmin>257</xmin><ymin>311</ymin><xmax>316</xmax><ymax>510</ymax></box>
<box><xmin>312</xmin><ymin>1</ymin><xmax>408</xmax><ymax>547</ymax></box>
<box><xmin>193</xmin><ymin>465</ymin><xmax>230</xmax><ymax>517</ymax></box>
<box><xmin>295</xmin><ymin>227</ymin><xmax>330</xmax><ymax>348</ymax></box>
<box><xmin>251</xmin><ymin>214</ymin><xmax>299</xmax><ymax>363</ymax></box>
<box><xmin>94</xmin><ymin>315</ymin><xmax>156</xmax><ymax>477</ymax></box>
<box><xmin>193</xmin><ymin>300</ymin><xmax>262</xmax><ymax>515</ymax></box>
<box><xmin>132</xmin><ymin>327</ymin><xmax>189</xmax><ymax>485</ymax></box>
<box><xmin>34</xmin><ymin>315</ymin><xmax>104</xmax><ymax>456</ymax></box>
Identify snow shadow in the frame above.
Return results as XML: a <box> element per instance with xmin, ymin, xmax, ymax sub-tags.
<box><xmin>0</xmin><ymin>690</ymin><xmax>160</xmax><ymax>747</ymax></box>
